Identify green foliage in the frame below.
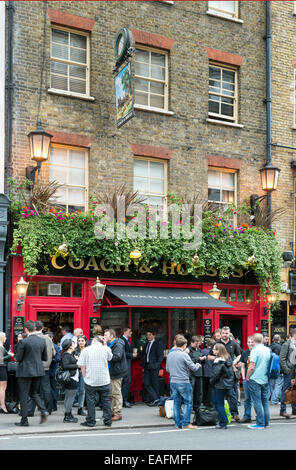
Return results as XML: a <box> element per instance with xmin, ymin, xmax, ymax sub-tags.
<box><xmin>7</xmin><ymin>182</ymin><xmax>283</xmax><ymax>296</ymax></box>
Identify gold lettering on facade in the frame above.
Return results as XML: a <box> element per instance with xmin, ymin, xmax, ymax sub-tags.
<box><xmin>205</xmin><ymin>267</ymin><xmax>217</xmax><ymax>277</ymax></box>
<box><xmin>99</xmin><ymin>258</ymin><xmax>112</xmax><ymax>272</ymax></box>
<box><xmin>139</xmin><ymin>264</ymin><xmax>153</xmax><ymax>274</ymax></box>
<box><xmin>68</xmin><ymin>257</ymin><xmax>85</xmax><ymax>270</ymax></box>
<box><xmin>232</xmin><ymin>269</ymin><xmax>243</xmax><ymax>278</ymax></box>
<box><xmin>162</xmin><ymin>261</ymin><xmax>177</xmax><ymax>275</ymax></box>
<box><xmin>51</xmin><ymin>255</ymin><xmax>66</xmax><ymax>270</ymax></box>
<box><xmin>84</xmin><ymin>256</ymin><xmax>99</xmax><ymax>271</ymax></box>
<box><xmin>177</xmin><ymin>263</ymin><xmax>188</xmax><ymax>276</ymax></box>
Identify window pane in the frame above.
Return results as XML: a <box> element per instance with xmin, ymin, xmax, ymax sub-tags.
<box><xmin>151</xmin><ymin>65</ymin><xmax>165</xmax><ymax>81</ymax></box>
<box><xmin>68</xmin><ymin>187</ymin><xmax>85</xmax><ymax>204</ymax></box>
<box><xmin>208</xmin><ymin>170</ymin><xmax>220</xmax><ymax>186</ymax></box>
<box><xmin>222</xmin><ymin>190</ymin><xmax>234</xmax><ymax>203</ymax></box>
<box><xmin>220</xmin><ymin>288</ymin><xmax>227</xmax><ymax>301</ymax></box>
<box><xmin>69</xmin><ymin>167</ymin><xmax>85</xmax><ymax>186</ymax></box>
<box><xmin>150</xmin><ymin>162</ymin><xmax>164</xmax><ymax>178</ymax></box>
<box><xmin>222</xmin><ymin>172</ymin><xmax>234</xmax><ymax>188</ymax></box>
<box><xmin>209</xmin><ymin>67</ymin><xmax>221</xmax><ymax>80</ymax></box>
<box><xmin>70</xmin><ymin>150</ymin><xmax>85</xmax><ymax>169</ymax></box>
<box><xmin>52</xmin><ymin>43</ymin><xmax>68</xmax><ymax>60</ymax></box>
<box><xmin>150</xmin><ymin>81</ymin><xmax>164</xmax><ymax>95</ymax></box>
<box><xmin>134</xmin><ymin>177</ymin><xmax>149</xmax><ymax>192</ymax></box>
<box><xmin>221</xmin><ymin>103</ymin><xmax>234</xmax><ymax>117</ymax></box>
<box><xmin>51</xmin><ymin>74</ymin><xmax>68</xmax><ymax>91</ymax></box>
<box><xmin>150</xmin><ymin>179</ymin><xmax>164</xmax><ymax>194</ymax></box>
<box><xmin>27</xmin><ymin>281</ymin><xmax>37</xmax><ymax>296</ymax></box>
<box><xmin>55</xmin><ymin>187</ymin><xmax>66</xmax><ymax>203</ymax></box>
<box><xmin>134</xmin><ymin>159</ymin><xmax>148</xmax><ymax>177</ymax></box>
<box><xmin>222</xmin><ymin>1</ymin><xmax>235</xmax><ymax>13</ymax></box>
<box><xmin>51</xmin><ymin>61</ymin><xmax>68</xmax><ymax>75</ymax></box>
<box><xmin>208</xmin><ymin>188</ymin><xmax>221</xmax><ymax>201</ymax></box>
<box><xmin>149</xmin><ymin>196</ymin><xmax>163</xmax><ymax>206</ymax></box>
<box><xmin>101</xmin><ymin>308</ymin><xmax>129</xmax><ymax>338</ymax></box>
<box><xmin>171</xmin><ymin>309</ymin><xmax>196</xmax><ymax>348</ymax></box>
<box><xmin>135</xmin><ymin>50</ymin><xmax>149</xmax><ymax>63</ymax></box>
<box><xmin>70</xmin><ymin>33</ymin><xmax>86</xmax><ymax>49</ymax></box>
<box><xmin>70</xmin><ymin>78</ymin><xmax>86</xmax><ymax>95</ymax></box>
<box><xmin>73</xmin><ymin>283</ymin><xmax>82</xmax><ymax>297</ymax></box>
<box><xmin>135</xmin><ymin>62</ymin><xmax>149</xmax><ymax>77</ymax></box>
<box><xmin>223</xmin><ymin>69</ymin><xmax>235</xmax><ymax>83</ymax></box>
<box><xmin>51</xmin><ymin>148</ymin><xmax>67</xmax><ymax>166</ymax></box>
<box><xmin>70</xmin><ymin>64</ymin><xmax>86</xmax><ymax>80</ymax></box>
<box><xmin>237</xmin><ymin>289</ymin><xmax>245</xmax><ymax>302</ymax></box>
<box><xmin>246</xmin><ymin>290</ymin><xmax>253</xmax><ymax>304</ymax></box>
<box><xmin>229</xmin><ymin>289</ymin><xmax>237</xmax><ymax>302</ymax></box>
<box><xmin>52</xmin><ymin>29</ymin><xmax>68</xmax><ymax>45</ymax></box>
<box><xmin>132</xmin><ymin>308</ymin><xmax>168</xmax><ymax>350</ymax></box>
<box><xmin>150</xmin><ymin>94</ymin><xmax>164</xmax><ymax>108</ymax></box>
<box><xmin>135</xmin><ymin>91</ymin><xmax>149</xmax><ymax>106</ymax></box>
<box><xmin>209</xmin><ymin>100</ymin><xmax>220</xmax><ymax>114</ymax></box>
<box><xmin>70</xmin><ymin>47</ymin><xmax>87</xmax><ymax>64</ymax></box>
<box><xmin>50</xmin><ymin>165</ymin><xmax>67</xmax><ymax>184</ymax></box>
<box><xmin>151</xmin><ymin>53</ymin><xmax>165</xmax><ymax>67</ymax></box>
<box><xmin>135</xmin><ymin>78</ymin><xmax>149</xmax><ymax>92</ymax></box>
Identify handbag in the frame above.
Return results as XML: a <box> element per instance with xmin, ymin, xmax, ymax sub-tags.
<box><xmin>193</xmin><ymin>406</ymin><xmax>218</xmax><ymax>426</ymax></box>
<box><xmin>7</xmin><ymin>361</ymin><xmax>18</xmax><ymax>373</ymax></box>
<box><xmin>55</xmin><ymin>366</ymin><xmax>71</xmax><ymax>385</ymax></box>
<box><xmin>284</xmin><ymin>386</ymin><xmax>296</xmax><ymax>404</ymax></box>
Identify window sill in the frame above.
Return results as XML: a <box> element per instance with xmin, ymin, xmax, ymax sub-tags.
<box><xmin>206</xmin><ymin>118</ymin><xmax>244</xmax><ymax>129</ymax></box>
<box><xmin>206</xmin><ymin>11</ymin><xmax>244</xmax><ymax>24</ymax></box>
<box><xmin>134</xmin><ymin>104</ymin><xmax>174</xmax><ymax>116</ymax></box>
<box><xmin>48</xmin><ymin>88</ymin><xmax>95</xmax><ymax>102</ymax></box>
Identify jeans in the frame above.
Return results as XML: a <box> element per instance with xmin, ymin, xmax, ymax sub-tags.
<box><xmin>170</xmin><ymin>382</ymin><xmax>193</xmax><ymax>428</ymax></box>
<box><xmin>242</xmin><ymin>379</ymin><xmax>252</xmax><ymax>420</ymax></box>
<box><xmin>84</xmin><ymin>382</ymin><xmax>112</xmax><ymax>426</ymax></box>
<box><xmin>226</xmin><ymin>380</ymin><xmax>239</xmax><ymax>416</ymax></box>
<box><xmin>269</xmin><ymin>374</ymin><xmax>283</xmax><ymax>404</ymax></box>
<box><xmin>213</xmin><ymin>388</ymin><xmax>228</xmax><ymax>427</ymax></box>
<box><xmin>248</xmin><ymin>379</ymin><xmax>270</xmax><ymax>427</ymax></box>
<box><xmin>280</xmin><ymin>373</ymin><xmax>296</xmax><ymax>412</ymax></box>
<box><xmin>74</xmin><ymin>370</ymin><xmax>86</xmax><ymax>408</ymax></box>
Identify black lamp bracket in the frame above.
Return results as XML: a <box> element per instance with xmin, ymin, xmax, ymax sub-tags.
<box><xmin>26</xmin><ymin>162</ymin><xmax>42</xmax><ymax>183</ymax></box>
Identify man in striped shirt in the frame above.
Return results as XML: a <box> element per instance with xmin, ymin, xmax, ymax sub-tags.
<box><xmin>78</xmin><ymin>335</ymin><xmax>113</xmax><ymax>428</ymax></box>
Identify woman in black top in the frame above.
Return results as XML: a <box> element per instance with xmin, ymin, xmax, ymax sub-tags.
<box><xmin>74</xmin><ymin>335</ymin><xmax>87</xmax><ymax>416</ymax></box>
<box><xmin>61</xmin><ymin>338</ymin><xmax>79</xmax><ymax>423</ymax></box>
<box><xmin>0</xmin><ymin>332</ymin><xmax>14</xmax><ymax>413</ymax></box>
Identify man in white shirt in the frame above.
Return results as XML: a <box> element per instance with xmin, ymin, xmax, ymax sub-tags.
<box><xmin>77</xmin><ymin>335</ymin><xmax>113</xmax><ymax>428</ymax></box>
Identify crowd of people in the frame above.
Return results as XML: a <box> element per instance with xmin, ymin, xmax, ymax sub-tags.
<box><xmin>0</xmin><ymin>321</ymin><xmax>296</xmax><ymax>431</ymax></box>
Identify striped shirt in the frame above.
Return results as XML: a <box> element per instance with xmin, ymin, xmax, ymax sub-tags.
<box><xmin>77</xmin><ymin>342</ymin><xmax>113</xmax><ymax>387</ymax></box>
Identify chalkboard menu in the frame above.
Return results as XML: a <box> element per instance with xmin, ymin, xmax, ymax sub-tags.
<box><xmin>203</xmin><ymin>318</ymin><xmax>213</xmax><ymax>337</ymax></box>
<box><xmin>13</xmin><ymin>316</ymin><xmax>25</xmax><ymax>349</ymax></box>
<box><xmin>260</xmin><ymin>320</ymin><xmax>269</xmax><ymax>337</ymax></box>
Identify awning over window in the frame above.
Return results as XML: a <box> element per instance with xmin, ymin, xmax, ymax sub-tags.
<box><xmin>105</xmin><ymin>286</ymin><xmax>233</xmax><ymax>309</ymax></box>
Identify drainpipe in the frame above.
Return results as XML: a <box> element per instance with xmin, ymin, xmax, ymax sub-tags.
<box><xmin>266</xmin><ymin>0</ymin><xmax>272</xmax><ymax>218</ymax></box>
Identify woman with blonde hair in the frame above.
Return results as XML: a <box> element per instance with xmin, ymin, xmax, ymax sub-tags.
<box><xmin>0</xmin><ymin>332</ymin><xmax>14</xmax><ymax>413</ymax></box>
<box><xmin>210</xmin><ymin>342</ymin><xmax>234</xmax><ymax>429</ymax></box>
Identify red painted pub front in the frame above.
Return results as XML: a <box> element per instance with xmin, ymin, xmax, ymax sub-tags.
<box><xmin>11</xmin><ymin>253</ymin><xmax>266</xmax><ymax>402</ymax></box>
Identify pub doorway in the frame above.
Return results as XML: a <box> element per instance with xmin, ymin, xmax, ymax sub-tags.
<box><xmin>37</xmin><ymin>311</ymin><xmax>74</xmax><ymax>344</ymax></box>
<box><xmin>220</xmin><ymin>316</ymin><xmax>243</xmax><ymax>346</ymax></box>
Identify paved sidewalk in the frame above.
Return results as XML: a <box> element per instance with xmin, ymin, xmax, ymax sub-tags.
<box><xmin>0</xmin><ymin>402</ymin><xmax>295</xmax><ymax>437</ymax></box>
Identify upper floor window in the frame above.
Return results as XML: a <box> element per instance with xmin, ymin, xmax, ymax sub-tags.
<box><xmin>133</xmin><ymin>157</ymin><xmax>167</xmax><ymax>208</ymax></box>
<box><xmin>209</xmin><ymin>64</ymin><xmax>237</xmax><ymax>123</ymax></box>
<box><xmin>134</xmin><ymin>47</ymin><xmax>169</xmax><ymax>112</ymax></box>
<box><xmin>208</xmin><ymin>168</ymin><xmax>236</xmax><ymax>209</ymax></box>
<box><xmin>50</xmin><ymin>27</ymin><xmax>90</xmax><ymax>98</ymax></box>
<box><xmin>50</xmin><ymin>145</ymin><xmax>88</xmax><ymax>212</ymax></box>
<box><xmin>208</xmin><ymin>1</ymin><xmax>238</xmax><ymax>19</ymax></box>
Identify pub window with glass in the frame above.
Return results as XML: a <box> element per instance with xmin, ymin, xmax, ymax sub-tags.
<box><xmin>50</xmin><ymin>145</ymin><xmax>88</xmax><ymax>213</ymax></box>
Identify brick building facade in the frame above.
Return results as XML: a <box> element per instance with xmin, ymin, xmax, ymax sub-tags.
<box><xmin>5</xmin><ymin>1</ymin><xmax>287</xmax><ymax>365</ymax></box>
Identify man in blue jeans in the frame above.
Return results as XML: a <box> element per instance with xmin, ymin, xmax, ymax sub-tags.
<box><xmin>166</xmin><ymin>335</ymin><xmax>201</xmax><ymax>430</ymax></box>
<box><xmin>240</xmin><ymin>335</ymin><xmax>255</xmax><ymax>423</ymax></box>
<box><xmin>246</xmin><ymin>333</ymin><xmax>271</xmax><ymax>429</ymax></box>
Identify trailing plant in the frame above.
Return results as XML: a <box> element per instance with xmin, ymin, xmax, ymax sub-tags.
<box><xmin>7</xmin><ymin>180</ymin><xmax>283</xmax><ymax>296</ymax></box>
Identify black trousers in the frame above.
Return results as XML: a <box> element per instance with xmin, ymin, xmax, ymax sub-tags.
<box><xmin>17</xmin><ymin>377</ymin><xmax>47</xmax><ymax>422</ymax></box>
<box><xmin>202</xmin><ymin>377</ymin><xmax>214</xmax><ymax>407</ymax></box>
<box><xmin>84</xmin><ymin>382</ymin><xmax>112</xmax><ymax>426</ymax></box>
<box><xmin>191</xmin><ymin>376</ymin><xmax>203</xmax><ymax>410</ymax></box>
<box><xmin>143</xmin><ymin>368</ymin><xmax>159</xmax><ymax>402</ymax></box>
<box><xmin>121</xmin><ymin>362</ymin><xmax>131</xmax><ymax>403</ymax></box>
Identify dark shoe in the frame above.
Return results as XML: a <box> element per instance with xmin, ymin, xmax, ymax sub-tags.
<box><xmin>0</xmin><ymin>408</ymin><xmax>9</xmax><ymax>414</ymax></box>
<box><xmin>147</xmin><ymin>399</ymin><xmax>159</xmax><ymax>407</ymax></box>
<box><xmin>40</xmin><ymin>411</ymin><xmax>49</xmax><ymax>424</ymax></box>
<box><xmin>215</xmin><ymin>424</ymin><xmax>228</xmax><ymax>429</ymax></box>
<box><xmin>78</xmin><ymin>408</ymin><xmax>87</xmax><ymax>416</ymax></box>
<box><xmin>104</xmin><ymin>423</ymin><xmax>112</xmax><ymax>428</ymax></box>
<box><xmin>63</xmin><ymin>413</ymin><xmax>78</xmax><ymax>423</ymax></box>
<box><xmin>123</xmin><ymin>402</ymin><xmax>132</xmax><ymax>408</ymax></box>
<box><xmin>240</xmin><ymin>418</ymin><xmax>251</xmax><ymax>423</ymax></box>
<box><xmin>15</xmin><ymin>420</ymin><xmax>29</xmax><ymax>427</ymax></box>
<box><xmin>233</xmin><ymin>415</ymin><xmax>240</xmax><ymax>422</ymax></box>
<box><xmin>292</xmin><ymin>410</ymin><xmax>296</xmax><ymax>416</ymax></box>
<box><xmin>280</xmin><ymin>412</ymin><xmax>290</xmax><ymax>419</ymax></box>
<box><xmin>80</xmin><ymin>421</ymin><xmax>95</xmax><ymax>427</ymax></box>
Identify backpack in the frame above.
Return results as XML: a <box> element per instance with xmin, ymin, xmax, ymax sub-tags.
<box><xmin>193</xmin><ymin>406</ymin><xmax>218</xmax><ymax>426</ymax></box>
<box><xmin>268</xmin><ymin>351</ymin><xmax>280</xmax><ymax>379</ymax></box>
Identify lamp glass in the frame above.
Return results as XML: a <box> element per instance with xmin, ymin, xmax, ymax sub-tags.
<box><xmin>16</xmin><ymin>277</ymin><xmax>29</xmax><ymax>299</ymax></box>
<box><xmin>28</xmin><ymin>122</ymin><xmax>52</xmax><ymax>163</ymax></box>
<box><xmin>208</xmin><ymin>282</ymin><xmax>222</xmax><ymax>300</ymax></box>
<box><xmin>91</xmin><ymin>277</ymin><xmax>106</xmax><ymax>301</ymax></box>
<box><xmin>260</xmin><ymin>164</ymin><xmax>280</xmax><ymax>192</ymax></box>
<box><xmin>266</xmin><ymin>291</ymin><xmax>277</xmax><ymax>304</ymax></box>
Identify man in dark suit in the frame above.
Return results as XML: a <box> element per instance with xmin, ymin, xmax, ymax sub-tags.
<box><xmin>120</xmin><ymin>327</ymin><xmax>136</xmax><ymax>408</ymax></box>
<box><xmin>141</xmin><ymin>330</ymin><xmax>164</xmax><ymax>406</ymax></box>
<box><xmin>15</xmin><ymin>320</ymin><xmax>49</xmax><ymax>426</ymax></box>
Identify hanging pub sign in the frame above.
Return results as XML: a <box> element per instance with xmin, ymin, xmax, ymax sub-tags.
<box><xmin>114</xmin><ymin>61</ymin><xmax>135</xmax><ymax>128</ymax></box>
